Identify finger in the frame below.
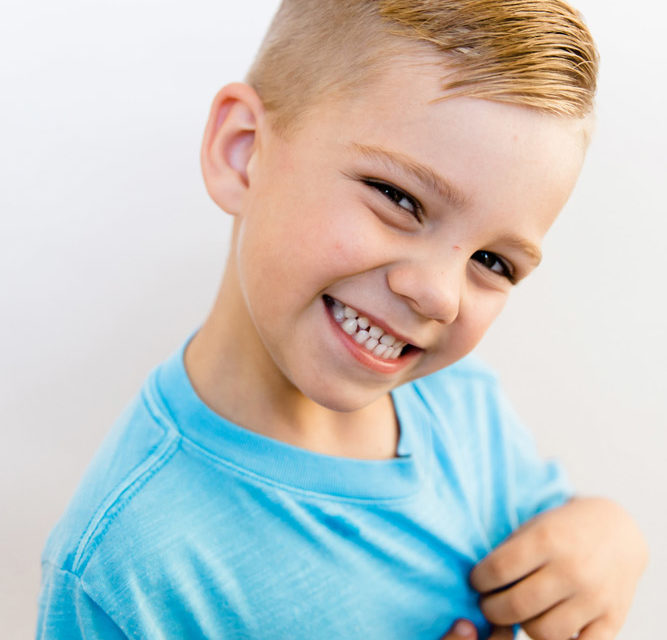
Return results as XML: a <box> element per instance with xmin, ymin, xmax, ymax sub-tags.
<box><xmin>488</xmin><ymin>627</ymin><xmax>514</xmax><ymax>640</ymax></box>
<box><xmin>576</xmin><ymin>616</ymin><xmax>617</xmax><ymax>640</ymax></box>
<box><xmin>521</xmin><ymin>595</ymin><xmax>603</xmax><ymax>640</ymax></box>
<box><xmin>470</xmin><ymin>521</ymin><xmax>553</xmax><ymax>593</ymax></box>
<box><xmin>480</xmin><ymin>565</ymin><xmax>573</xmax><ymax>625</ymax></box>
<box><xmin>438</xmin><ymin>619</ymin><xmax>478</xmax><ymax>639</ymax></box>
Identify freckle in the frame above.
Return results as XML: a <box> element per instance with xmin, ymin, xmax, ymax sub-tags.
<box><xmin>453</xmin><ymin>245</ymin><xmax>461</xmax><ymax>251</ymax></box>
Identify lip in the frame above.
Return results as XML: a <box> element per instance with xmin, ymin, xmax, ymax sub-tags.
<box><xmin>323</xmin><ymin>296</ymin><xmax>421</xmax><ymax>374</ymax></box>
<box><xmin>327</xmin><ymin>295</ymin><xmax>419</xmax><ymax>348</ymax></box>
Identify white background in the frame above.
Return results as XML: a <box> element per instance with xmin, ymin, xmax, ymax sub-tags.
<box><xmin>1</xmin><ymin>1</ymin><xmax>664</xmax><ymax>637</ymax></box>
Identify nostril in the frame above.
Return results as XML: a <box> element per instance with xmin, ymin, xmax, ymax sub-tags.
<box><xmin>387</xmin><ymin>262</ymin><xmax>462</xmax><ymax>324</ymax></box>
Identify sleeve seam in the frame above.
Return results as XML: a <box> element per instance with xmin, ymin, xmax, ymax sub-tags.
<box><xmin>70</xmin><ymin>427</ymin><xmax>180</xmax><ymax>574</ymax></box>
<box><xmin>40</xmin><ymin>563</ymin><xmax>129</xmax><ymax>639</ymax></box>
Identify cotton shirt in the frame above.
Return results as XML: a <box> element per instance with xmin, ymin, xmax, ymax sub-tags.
<box><xmin>37</xmin><ymin>338</ymin><xmax>571</xmax><ymax>639</ymax></box>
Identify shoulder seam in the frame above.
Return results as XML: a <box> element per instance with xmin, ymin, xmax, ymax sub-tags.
<box><xmin>63</xmin><ymin>387</ymin><xmax>169</xmax><ymax>573</ymax></box>
<box><xmin>71</xmin><ymin>418</ymin><xmax>180</xmax><ymax>575</ymax></box>
<box><xmin>40</xmin><ymin>562</ymin><xmax>129</xmax><ymax>639</ymax></box>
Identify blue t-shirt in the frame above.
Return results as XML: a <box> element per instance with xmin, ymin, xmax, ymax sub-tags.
<box><xmin>37</xmin><ymin>338</ymin><xmax>571</xmax><ymax>639</ymax></box>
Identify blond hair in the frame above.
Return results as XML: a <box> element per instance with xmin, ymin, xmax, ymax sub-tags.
<box><xmin>247</xmin><ymin>0</ymin><xmax>598</xmax><ymax>133</ymax></box>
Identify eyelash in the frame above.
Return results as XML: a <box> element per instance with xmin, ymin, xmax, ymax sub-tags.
<box><xmin>363</xmin><ymin>179</ymin><xmax>423</xmax><ymax>221</ymax></box>
<box><xmin>472</xmin><ymin>250</ymin><xmax>516</xmax><ymax>284</ymax></box>
<box><xmin>362</xmin><ymin>178</ymin><xmax>515</xmax><ymax>283</ymax></box>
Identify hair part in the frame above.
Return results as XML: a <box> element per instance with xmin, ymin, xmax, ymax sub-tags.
<box><xmin>246</xmin><ymin>0</ymin><xmax>599</xmax><ymax>134</ymax></box>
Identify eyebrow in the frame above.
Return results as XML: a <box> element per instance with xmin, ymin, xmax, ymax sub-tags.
<box><xmin>349</xmin><ymin>142</ymin><xmax>543</xmax><ymax>268</ymax></box>
<box><xmin>499</xmin><ymin>235</ymin><xmax>543</xmax><ymax>267</ymax></box>
<box><xmin>349</xmin><ymin>142</ymin><xmax>469</xmax><ymax>210</ymax></box>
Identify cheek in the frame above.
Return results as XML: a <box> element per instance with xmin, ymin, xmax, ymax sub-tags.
<box><xmin>472</xmin><ymin>294</ymin><xmax>507</xmax><ymax>333</ymax></box>
<box><xmin>235</xmin><ymin>196</ymin><xmax>369</xmax><ymax>319</ymax></box>
<box><xmin>451</xmin><ymin>293</ymin><xmax>509</xmax><ymax>356</ymax></box>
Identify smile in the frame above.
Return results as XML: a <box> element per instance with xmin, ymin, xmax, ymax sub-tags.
<box><xmin>323</xmin><ymin>295</ymin><xmax>412</xmax><ymax>361</ymax></box>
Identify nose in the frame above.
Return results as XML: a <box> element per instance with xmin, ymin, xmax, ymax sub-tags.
<box><xmin>386</xmin><ymin>258</ymin><xmax>464</xmax><ymax>324</ymax></box>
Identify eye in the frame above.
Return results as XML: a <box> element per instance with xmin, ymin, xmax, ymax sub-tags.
<box><xmin>472</xmin><ymin>250</ymin><xmax>516</xmax><ymax>283</ymax></box>
<box><xmin>363</xmin><ymin>179</ymin><xmax>422</xmax><ymax>221</ymax></box>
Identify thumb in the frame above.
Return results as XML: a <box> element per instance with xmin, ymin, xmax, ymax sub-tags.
<box><xmin>439</xmin><ymin>619</ymin><xmax>478</xmax><ymax>639</ymax></box>
<box><xmin>439</xmin><ymin>620</ymin><xmax>514</xmax><ymax>640</ymax></box>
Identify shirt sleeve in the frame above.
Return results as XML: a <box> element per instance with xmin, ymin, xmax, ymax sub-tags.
<box><xmin>36</xmin><ymin>563</ymin><xmax>127</xmax><ymax>640</ymax></box>
<box><xmin>483</xmin><ymin>378</ymin><xmax>573</xmax><ymax>547</ymax></box>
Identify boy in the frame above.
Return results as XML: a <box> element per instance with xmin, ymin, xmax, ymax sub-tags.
<box><xmin>36</xmin><ymin>1</ymin><xmax>648</xmax><ymax>638</ymax></box>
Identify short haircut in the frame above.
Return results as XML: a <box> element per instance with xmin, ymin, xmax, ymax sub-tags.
<box><xmin>246</xmin><ymin>0</ymin><xmax>599</xmax><ymax>133</ymax></box>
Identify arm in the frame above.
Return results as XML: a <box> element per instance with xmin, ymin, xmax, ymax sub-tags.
<box><xmin>469</xmin><ymin>497</ymin><xmax>648</xmax><ymax>640</ymax></box>
<box><xmin>37</xmin><ymin>564</ymin><xmax>127</xmax><ymax>640</ymax></box>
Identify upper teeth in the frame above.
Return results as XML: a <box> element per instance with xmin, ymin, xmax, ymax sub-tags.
<box><xmin>330</xmin><ymin>299</ymin><xmax>406</xmax><ymax>360</ymax></box>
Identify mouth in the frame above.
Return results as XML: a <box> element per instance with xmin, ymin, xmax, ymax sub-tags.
<box><xmin>323</xmin><ymin>294</ymin><xmax>419</xmax><ymax>365</ymax></box>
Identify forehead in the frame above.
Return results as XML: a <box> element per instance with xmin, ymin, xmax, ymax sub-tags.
<box><xmin>272</xmin><ymin>55</ymin><xmax>588</xmax><ymax>233</ymax></box>
<box><xmin>288</xmin><ymin>52</ymin><xmax>589</xmax><ymax>157</ymax></box>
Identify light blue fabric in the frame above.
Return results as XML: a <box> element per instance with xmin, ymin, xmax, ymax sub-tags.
<box><xmin>37</xmin><ymin>337</ymin><xmax>571</xmax><ymax>639</ymax></box>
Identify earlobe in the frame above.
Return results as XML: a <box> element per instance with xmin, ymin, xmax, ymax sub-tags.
<box><xmin>201</xmin><ymin>83</ymin><xmax>264</xmax><ymax>215</ymax></box>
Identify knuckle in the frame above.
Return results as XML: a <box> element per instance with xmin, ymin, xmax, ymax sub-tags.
<box><xmin>521</xmin><ymin>619</ymin><xmax>555</xmax><ymax>640</ymax></box>
<box><xmin>533</xmin><ymin>523</ymin><xmax>560</xmax><ymax>552</ymax></box>
<box><xmin>479</xmin><ymin>597</ymin><xmax>501</xmax><ymax>624</ymax></box>
<box><xmin>485</xmin><ymin>554</ymin><xmax>511</xmax><ymax>584</ymax></box>
<box><xmin>505</xmin><ymin>590</ymin><xmax>532</xmax><ymax>621</ymax></box>
<box><xmin>521</xmin><ymin>604</ymin><xmax>583</xmax><ymax>640</ymax></box>
<box><xmin>577</xmin><ymin>615</ymin><xmax>620</xmax><ymax>640</ymax></box>
<box><xmin>530</xmin><ymin>577</ymin><xmax>555</xmax><ymax>608</ymax></box>
<box><xmin>598</xmin><ymin>613</ymin><xmax>624</xmax><ymax>639</ymax></box>
<box><xmin>522</xmin><ymin>620</ymin><xmax>572</xmax><ymax>640</ymax></box>
<box><xmin>480</xmin><ymin>595</ymin><xmax>514</xmax><ymax>626</ymax></box>
<box><xmin>591</xmin><ymin>622</ymin><xmax>616</xmax><ymax>640</ymax></box>
<box><xmin>591</xmin><ymin>591</ymin><xmax>609</xmax><ymax>612</ymax></box>
<box><xmin>568</xmin><ymin>566</ymin><xmax>591</xmax><ymax>593</ymax></box>
<box><xmin>581</xmin><ymin>586</ymin><xmax>608</xmax><ymax>615</ymax></box>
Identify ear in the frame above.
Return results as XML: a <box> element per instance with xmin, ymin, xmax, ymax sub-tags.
<box><xmin>201</xmin><ymin>82</ymin><xmax>264</xmax><ymax>215</ymax></box>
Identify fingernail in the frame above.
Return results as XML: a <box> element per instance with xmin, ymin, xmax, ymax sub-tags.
<box><xmin>453</xmin><ymin>620</ymin><xmax>476</xmax><ymax>637</ymax></box>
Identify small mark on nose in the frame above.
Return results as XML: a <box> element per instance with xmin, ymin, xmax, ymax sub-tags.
<box><xmin>453</xmin><ymin>245</ymin><xmax>461</xmax><ymax>251</ymax></box>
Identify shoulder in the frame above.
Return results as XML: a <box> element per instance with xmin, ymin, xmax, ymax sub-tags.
<box><xmin>418</xmin><ymin>354</ymin><xmax>498</xmax><ymax>387</ymax></box>
<box><xmin>394</xmin><ymin>355</ymin><xmax>512</xmax><ymax>480</ymax></box>
<box><xmin>399</xmin><ymin>354</ymin><xmax>535</xmax><ymax>473</ymax></box>
<box><xmin>407</xmin><ymin>354</ymin><xmax>502</xmax><ymax>422</ymax></box>
<box><xmin>42</xmin><ymin>370</ymin><xmax>179</xmax><ymax>576</ymax></box>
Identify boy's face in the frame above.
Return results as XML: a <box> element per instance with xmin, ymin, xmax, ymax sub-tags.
<box><xmin>231</xmin><ymin>57</ymin><xmax>588</xmax><ymax>412</ymax></box>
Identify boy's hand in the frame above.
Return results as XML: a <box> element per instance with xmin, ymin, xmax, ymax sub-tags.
<box><xmin>469</xmin><ymin>497</ymin><xmax>648</xmax><ymax>640</ymax></box>
<box><xmin>439</xmin><ymin>619</ymin><xmax>512</xmax><ymax>640</ymax></box>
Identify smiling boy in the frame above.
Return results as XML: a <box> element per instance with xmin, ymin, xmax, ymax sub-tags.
<box><xmin>193</xmin><ymin>70</ymin><xmax>584</xmax><ymax>458</ymax></box>
<box><xmin>37</xmin><ymin>1</ymin><xmax>647</xmax><ymax>639</ymax></box>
